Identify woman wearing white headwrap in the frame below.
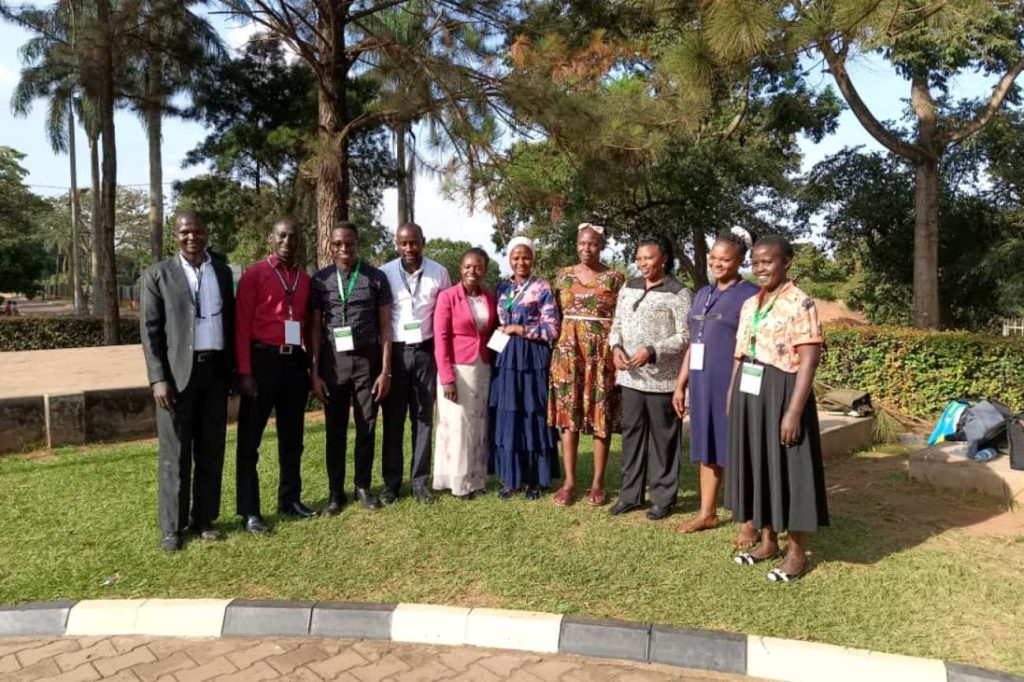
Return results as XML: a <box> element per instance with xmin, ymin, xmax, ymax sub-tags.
<box><xmin>489</xmin><ymin>236</ymin><xmax>561</xmax><ymax>500</ymax></box>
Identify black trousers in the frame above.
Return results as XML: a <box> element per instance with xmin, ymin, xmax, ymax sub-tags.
<box><xmin>618</xmin><ymin>387</ymin><xmax>681</xmax><ymax>508</ymax></box>
<box><xmin>381</xmin><ymin>339</ymin><xmax>437</xmax><ymax>493</ymax></box>
<box><xmin>235</xmin><ymin>345</ymin><xmax>309</xmax><ymax>517</ymax></box>
<box><xmin>156</xmin><ymin>352</ymin><xmax>229</xmax><ymax>534</ymax></box>
<box><xmin>323</xmin><ymin>346</ymin><xmax>381</xmax><ymax>495</ymax></box>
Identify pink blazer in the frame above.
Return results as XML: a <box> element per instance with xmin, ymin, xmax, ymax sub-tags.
<box><xmin>433</xmin><ymin>284</ymin><xmax>498</xmax><ymax>385</ymax></box>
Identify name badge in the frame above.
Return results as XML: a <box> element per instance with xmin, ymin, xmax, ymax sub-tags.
<box><xmin>333</xmin><ymin>327</ymin><xmax>354</xmax><ymax>352</ymax></box>
<box><xmin>690</xmin><ymin>343</ymin><xmax>705</xmax><ymax>371</ymax></box>
<box><xmin>401</xmin><ymin>321</ymin><xmax>423</xmax><ymax>344</ymax></box>
<box><xmin>487</xmin><ymin>329</ymin><xmax>511</xmax><ymax>354</ymax></box>
<box><xmin>284</xmin><ymin>320</ymin><xmax>301</xmax><ymax>345</ymax></box>
<box><xmin>739</xmin><ymin>362</ymin><xmax>764</xmax><ymax>396</ymax></box>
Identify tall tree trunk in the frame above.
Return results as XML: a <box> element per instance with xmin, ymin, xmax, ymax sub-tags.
<box><xmin>692</xmin><ymin>225</ymin><xmax>709</xmax><ymax>288</ymax></box>
<box><xmin>89</xmin><ymin>131</ymin><xmax>103</xmax><ymax>317</ymax></box>
<box><xmin>396</xmin><ymin>123</ymin><xmax>409</xmax><ymax>225</ymax></box>
<box><xmin>147</xmin><ymin>99</ymin><xmax>164</xmax><ymax>263</ymax></box>
<box><xmin>315</xmin><ymin>12</ymin><xmax>350</xmax><ymax>267</ymax></box>
<box><xmin>96</xmin><ymin>0</ymin><xmax>120</xmax><ymax>344</ymax></box>
<box><xmin>913</xmin><ymin>158</ymin><xmax>941</xmax><ymax>329</ymax></box>
<box><xmin>68</xmin><ymin>106</ymin><xmax>85</xmax><ymax>315</ymax></box>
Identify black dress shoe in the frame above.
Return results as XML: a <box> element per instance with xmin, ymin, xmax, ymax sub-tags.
<box><xmin>160</xmin><ymin>532</ymin><xmax>183</xmax><ymax>552</ymax></box>
<box><xmin>278</xmin><ymin>501</ymin><xmax>318</xmax><ymax>519</ymax></box>
<box><xmin>379</xmin><ymin>489</ymin><xmax>399</xmax><ymax>506</ymax></box>
<box><xmin>243</xmin><ymin>515</ymin><xmax>270</xmax><ymax>534</ymax></box>
<box><xmin>646</xmin><ymin>504</ymin><xmax>672</xmax><ymax>521</ymax></box>
<box><xmin>609</xmin><ymin>499</ymin><xmax>642</xmax><ymax>516</ymax></box>
<box><xmin>355</xmin><ymin>487</ymin><xmax>382</xmax><ymax>510</ymax></box>
<box><xmin>323</xmin><ymin>494</ymin><xmax>348</xmax><ymax>517</ymax></box>
<box><xmin>192</xmin><ymin>524</ymin><xmax>225</xmax><ymax>541</ymax></box>
<box><xmin>413</xmin><ymin>486</ymin><xmax>434</xmax><ymax>505</ymax></box>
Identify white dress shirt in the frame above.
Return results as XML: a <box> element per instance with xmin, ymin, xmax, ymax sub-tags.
<box><xmin>381</xmin><ymin>257</ymin><xmax>451</xmax><ymax>342</ymax></box>
<box><xmin>179</xmin><ymin>251</ymin><xmax>224</xmax><ymax>351</ymax></box>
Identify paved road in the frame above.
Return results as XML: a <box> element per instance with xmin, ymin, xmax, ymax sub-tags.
<box><xmin>0</xmin><ymin>636</ymin><xmax>748</xmax><ymax>681</ymax></box>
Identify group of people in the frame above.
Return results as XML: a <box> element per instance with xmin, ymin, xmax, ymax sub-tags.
<box><xmin>141</xmin><ymin>210</ymin><xmax>829</xmax><ymax>582</ymax></box>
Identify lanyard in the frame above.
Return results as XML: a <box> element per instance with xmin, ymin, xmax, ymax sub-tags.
<box><xmin>399</xmin><ymin>266</ymin><xmax>423</xmax><ymax>299</ymax></box>
<box><xmin>336</xmin><ymin>260</ymin><xmax>361</xmax><ymax>324</ymax></box>
<box><xmin>504</xmin><ymin>277</ymin><xmax>533</xmax><ymax>312</ymax></box>
<box><xmin>268</xmin><ymin>256</ymin><xmax>300</xmax><ymax>318</ymax></box>
<box><xmin>695</xmin><ymin>281</ymin><xmax>736</xmax><ymax>342</ymax></box>
<box><xmin>749</xmin><ymin>289</ymin><xmax>782</xmax><ymax>359</ymax></box>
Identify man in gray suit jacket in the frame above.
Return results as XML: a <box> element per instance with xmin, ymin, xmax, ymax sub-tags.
<box><xmin>141</xmin><ymin>210</ymin><xmax>236</xmax><ymax>552</ymax></box>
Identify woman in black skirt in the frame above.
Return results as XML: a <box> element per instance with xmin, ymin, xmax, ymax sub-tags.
<box><xmin>725</xmin><ymin>235</ymin><xmax>828</xmax><ymax>582</ymax></box>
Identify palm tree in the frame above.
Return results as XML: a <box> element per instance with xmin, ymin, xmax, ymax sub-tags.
<box><xmin>6</xmin><ymin>1</ymin><xmax>93</xmax><ymax>314</ymax></box>
<box><xmin>127</xmin><ymin>0</ymin><xmax>223</xmax><ymax>262</ymax></box>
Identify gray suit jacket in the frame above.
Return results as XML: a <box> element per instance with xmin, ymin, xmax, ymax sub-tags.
<box><xmin>140</xmin><ymin>254</ymin><xmax>236</xmax><ymax>392</ymax></box>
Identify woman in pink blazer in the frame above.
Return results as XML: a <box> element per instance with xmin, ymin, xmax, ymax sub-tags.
<box><xmin>433</xmin><ymin>248</ymin><xmax>499</xmax><ymax>498</ymax></box>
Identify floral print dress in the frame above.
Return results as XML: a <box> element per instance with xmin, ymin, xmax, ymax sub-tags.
<box><xmin>547</xmin><ymin>267</ymin><xmax>625</xmax><ymax>438</ymax></box>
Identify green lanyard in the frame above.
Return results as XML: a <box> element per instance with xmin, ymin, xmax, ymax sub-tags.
<box><xmin>335</xmin><ymin>261</ymin><xmax>361</xmax><ymax>323</ymax></box>
<box><xmin>749</xmin><ymin>290</ymin><xmax>782</xmax><ymax>359</ymax></box>
<box><xmin>504</xmin><ymin>277</ymin><xmax>533</xmax><ymax>312</ymax></box>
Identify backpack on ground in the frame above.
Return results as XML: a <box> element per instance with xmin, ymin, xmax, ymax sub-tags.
<box><xmin>950</xmin><ymin>400</ymin><xmax>1015</xmax><ymax>457</ymax></box>
<box><xmin>820</xmin><ymin>389</ymin><xmax>873</xmax><ymax>417</ymax></box>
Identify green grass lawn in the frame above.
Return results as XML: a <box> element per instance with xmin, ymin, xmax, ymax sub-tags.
<box><xmin>1</xmin><ymin>420</ymin><xmax>1022</xmax><ymax>675</ymax></box>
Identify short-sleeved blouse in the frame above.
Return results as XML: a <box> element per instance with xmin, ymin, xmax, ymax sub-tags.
<box><xmin>734</xmin><ymin>281</ymin><xmax>823</xmax><ymax>373</ymax></box>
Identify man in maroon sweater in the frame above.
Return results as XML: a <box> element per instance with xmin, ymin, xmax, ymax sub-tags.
<box><xmin>234</xmin><ymin>217</ymin><xmax>316</xmax><ymax>533</ymax></box>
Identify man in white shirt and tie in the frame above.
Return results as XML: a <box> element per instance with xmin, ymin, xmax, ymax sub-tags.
<box><xmin>380</xmin><ymin>223</ymin><xmax>451</xmax><ymax>504</ymax></box>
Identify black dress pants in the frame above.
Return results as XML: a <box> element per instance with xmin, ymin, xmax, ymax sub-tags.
<box><xmin>381</xmin><ymin>339</ymin><xmax>437</xmax><ymax>493</ymax></box>
<box><xmin>323</xmin><ymin>346</ymin><xmax>381</xmax><ymax>495</ymax></box>
<box><xmin>236</xmin><ymin>345</ymin><xmax>309</xmax><ymax>517</ymax></box>
<box><xmin>618</xmin><ymin>387</ymin><xmax>681</xmax><ymax>508</ymax></box>
<box><xmin>156</xmin><ymin>352</ymin><xmax>228</xmax><ymax>534</ymax></box>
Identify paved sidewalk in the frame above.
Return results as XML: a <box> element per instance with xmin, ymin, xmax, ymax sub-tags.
<box><xmin>0</xmin><ymin>636</ymin><xmax>748</xmax><ymax>681</ymax></box>
<box><xmin>0</xmin><ymin>345</ymin><xmax>147</xmax><ymax>399</ymax></box>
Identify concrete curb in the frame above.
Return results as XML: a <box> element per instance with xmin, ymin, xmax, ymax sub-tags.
<box><xmin>0</xmin><ymin>599</ymin><xmax>1019</xmax><ymax>682</ymax></box>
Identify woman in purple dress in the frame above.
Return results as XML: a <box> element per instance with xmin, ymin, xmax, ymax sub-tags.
<box><xmin>672</xmin><ymin>229</ymin><xmax>759</xmax><ymax>545</ymax></box>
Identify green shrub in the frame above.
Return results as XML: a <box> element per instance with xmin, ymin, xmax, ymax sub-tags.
<box><xmin>820</xmin><ymin>325</ymin><xmax>1024</xmax><ymax>419</ymax></box>
<box><xmin>0</xmin><ymin>317</ymin><xmax>141</xmax><ymax>351</ymax></box>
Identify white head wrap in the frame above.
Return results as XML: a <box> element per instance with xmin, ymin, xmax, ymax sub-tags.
<box><xmin>506</xmin><ymin>236</ymin><xmax>535</xmax><ymax>258</ymax></box>
<box><xmin>729</xmin><ymin>226</ymin><xmax>753</xmax><ymax>250</ymax></box>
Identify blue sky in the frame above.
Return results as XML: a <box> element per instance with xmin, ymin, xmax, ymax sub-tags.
<box><xmin>0</xmin><ymin>14</ymin><xmax>999</xmax><ymax>253</ymax></box>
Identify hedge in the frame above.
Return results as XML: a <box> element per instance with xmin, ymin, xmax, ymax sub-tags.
<box><xmin>0</xmin><ymin>317</ymin><xmax>141</xmax><ymax>352</ymax></box>
<box><xmin>820</xmin><ymin>325</ymin><xmax>1024</xmax><ymax>420</ymax></box>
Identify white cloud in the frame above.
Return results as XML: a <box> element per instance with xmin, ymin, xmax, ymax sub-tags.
<box><xmin>222</xmin><ymin>19</ymin><xmax>260</xmax><ymax>51</ymax></box>
<box><xmin>0</xmin><ymin>63</ymin><xmax>17</xmax><ymax>86</ymax></box>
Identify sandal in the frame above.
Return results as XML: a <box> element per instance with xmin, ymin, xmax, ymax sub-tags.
<box><xmin>768</xmin><ymin>566</ymin><xmax>807</xmax><ymax>583</ymax></box>
<box><xmin>586</xmin><ymin>488</ymin><xmax>607</xmax><ymax>506</ymax></box>
<box><xmin>552</xmin><ymin>487</ymin><xmax>575</xmax><ymax>507</ymax></box>
<box><xmin>734</xmin><ymin>546</ymin><xmax>781</xmax><ymax>566</ymax></box>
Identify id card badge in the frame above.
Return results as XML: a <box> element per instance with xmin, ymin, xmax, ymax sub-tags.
<box><xmin>333</xmin><ymin>326</ymin><xmax>354</xmax><ymax>352</ymax></box>
<box><xmin>487</xmin><ymin>329</ymin><xmax>511</xmax><ymax>354</ymax></box>
<box><xmin>284</xmin><ymin>320</ymin><xmax>301</xmax><ymax>345</ymax></box>
<box><xmin>690</xmin><ymin>343</ymin><xmax>705</xmax><ymax>371</ymax></box>
<box><xmin>739</xmin><ymin>362</ymin><xmax>764</xmax><ymax>396</ymax></box>
<box><xmin>401</xmin><ymin>321</ymin><xmax>423</xmax><ymax>344</ymax></box>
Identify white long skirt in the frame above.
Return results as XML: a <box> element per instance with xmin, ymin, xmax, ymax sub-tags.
<box><xmin>433</xmin><ymin>358</ymin><xmax>490</xmax><ymax>496</ymax></box>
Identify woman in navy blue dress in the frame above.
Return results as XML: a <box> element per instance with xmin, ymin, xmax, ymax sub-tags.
<box><xmin>673</xmin><ymin>229</ymin><xmax>758</xmax><ymax>544</ymax></box>
<box><xmin>489</xmin><ymin>236</ymin><xmax>561</xmax><ymax>500</ymax></box>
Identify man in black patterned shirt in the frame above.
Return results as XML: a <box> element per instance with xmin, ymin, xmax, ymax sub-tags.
<box><xmin>310</xmin><ymin>222</ymin><xmax>393</xmax><ymax>513</ymax></box>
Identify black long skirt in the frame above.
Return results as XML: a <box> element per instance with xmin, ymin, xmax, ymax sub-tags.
<box><xmin>725</xmin><ymin>362</ymin><xmax>829</xmax><ymax>533</ymax></box>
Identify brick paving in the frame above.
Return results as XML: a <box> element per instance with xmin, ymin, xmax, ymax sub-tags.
<box><xmin>0</xmin><ymin>637</ymin><xmax>749</xmax><ymax>681</ymax></box>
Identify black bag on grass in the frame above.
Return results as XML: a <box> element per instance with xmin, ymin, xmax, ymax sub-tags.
<box><xmin>820</xmin><ymin>389</ymin><xmax>873</xmax><ymax>417</ymax></box>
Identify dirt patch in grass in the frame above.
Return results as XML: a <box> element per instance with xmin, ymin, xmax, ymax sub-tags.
<box><xmin>827</xmin><ymin>446</ymin><xmax>1022</xmax><ymax>540</ymax></box>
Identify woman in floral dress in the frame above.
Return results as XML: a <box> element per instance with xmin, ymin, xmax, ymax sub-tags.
<box><xmin>548</xmin><ymin>223</ymin><xmax>624</xmax><ymax>506</ymax></box>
